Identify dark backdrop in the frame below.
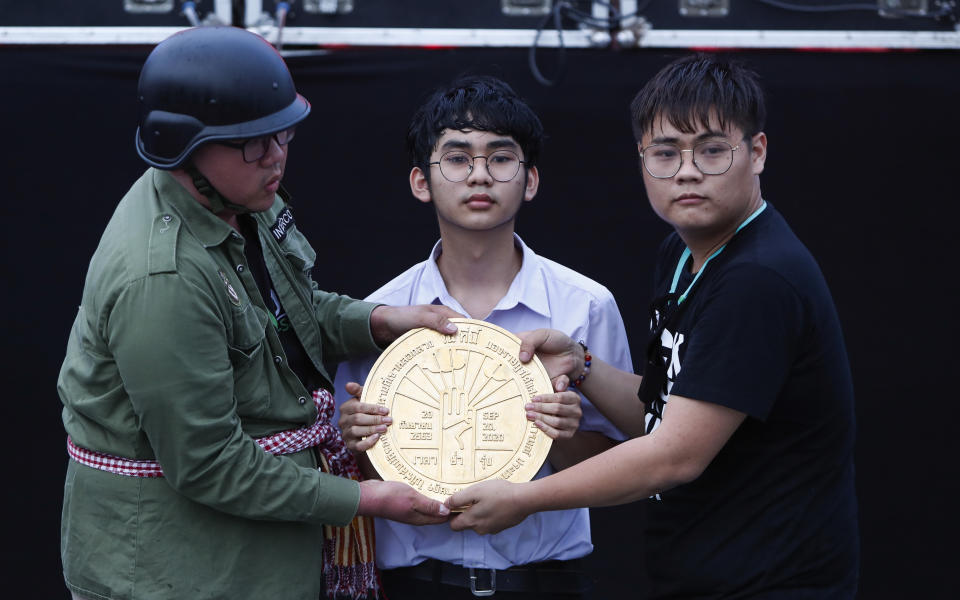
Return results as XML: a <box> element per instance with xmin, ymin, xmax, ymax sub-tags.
<box><xmin>2</xmin><ymin>44</ymin><xmax>957</xmax><ymax>598</ymax></box>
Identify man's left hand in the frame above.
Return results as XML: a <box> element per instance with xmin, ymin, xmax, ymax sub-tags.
<box><xmin>339</xmin><ymin>382</ymin><xmax>391</xmax><ymax>452</ymax></box>
<box><xmin>526</xmin><ymin>390</ymin><xmax>582</xmax><ymax>440</ymax></box>
<box><xmin>369</xmin><ymin>304</ymin><xmax>463</xmax><ymax>347</ymax></box>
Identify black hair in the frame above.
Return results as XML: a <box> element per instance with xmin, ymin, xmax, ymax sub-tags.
<box><xmin>406</xmin><ymin>75</ymin><xmax>544</xmax><ymax>178</ymax></box>
<box><xmin>630</xmin><ymin>54</ymin><xmax>766</xmax><ymax>142</ymax></box>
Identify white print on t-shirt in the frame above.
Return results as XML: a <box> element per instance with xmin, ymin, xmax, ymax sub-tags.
<box><xmin>645</xmin><ymin>325</ymin><xmax>684</xmax><ymax>435</ymax></box>
<box><xmin>645</xmin><ymin>325</ymin><xmax>684</xmax><ymax>502</ymax></box>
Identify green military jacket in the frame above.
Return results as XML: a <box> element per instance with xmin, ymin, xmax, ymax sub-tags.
<box><xmin>59</xmin><ymin>169</ymin><xmax>380</xmax><ymax>599</ymax></box>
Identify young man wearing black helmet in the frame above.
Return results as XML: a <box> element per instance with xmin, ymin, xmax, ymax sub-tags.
<box><xmin>333</xmin><ymin>76</ymin><xmax>633</xmax><ymax>598</ymax></box>
<box><xmin>444</xmin><ymin>55</ymin><xmax>860</xmax><ymax>598</ymax></box>
<box><xmin>58</xmin><ymin>27</ymin><xmax>456</xmax><ymax>600</ymax></box>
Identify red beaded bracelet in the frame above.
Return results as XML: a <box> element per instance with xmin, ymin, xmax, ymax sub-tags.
<box><xmin>570</xmin><ymin>341</ymin><xmax>591</xmax><ymax>388</ymax></box>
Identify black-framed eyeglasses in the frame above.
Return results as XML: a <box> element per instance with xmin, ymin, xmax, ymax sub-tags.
<box><xmin>429</xmin><ymin>149</ymin><xmax>527</xmax><ymax>183</ymax></box>
<box><xmin>218</xmin><ymin>127</ymin><xmax>296</xmax><ymax>163</ymax></box>
<box><xmin>639</xmin><ymin>140</ymin><xmax>741</xmax><ymax>179</ymax></box>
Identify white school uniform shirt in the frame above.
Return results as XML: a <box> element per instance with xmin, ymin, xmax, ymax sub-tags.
<box><xmin>334</xmin><ymin>234</ymin><xmax>633</xmax><ymax>570</ymax></box>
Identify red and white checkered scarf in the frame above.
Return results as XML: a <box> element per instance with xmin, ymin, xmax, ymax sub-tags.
<box><xmin>67</xmin><ymin>388</ymin><xmax>381</xmax><ymax>600</ymax></box>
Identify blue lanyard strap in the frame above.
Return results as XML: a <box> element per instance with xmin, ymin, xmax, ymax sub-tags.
<box><xmin>669</xmin><ymin>201</ymin><xmax>767</xmax><ymax>305</ymax></box>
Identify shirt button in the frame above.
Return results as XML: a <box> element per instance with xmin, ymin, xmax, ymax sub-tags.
<box><xmin>236</xmin><ymin>264</ymin><xmax>245</xmax><ymax>273</ymax></box>
<box><xmin>298</xmin><ymin>396</ymin><xmax>307</xmax><ymax>405</ymax></box>
<box><xmin>274</xmin><ymin>355</ymin><xmax>283</xmax><ymax>365</ymax></box>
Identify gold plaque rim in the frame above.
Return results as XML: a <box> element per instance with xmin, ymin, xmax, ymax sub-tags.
<box><xmin>360</xmin><ymin>318</ymin><xmax>554</xmax><ymax>502</ymax></box>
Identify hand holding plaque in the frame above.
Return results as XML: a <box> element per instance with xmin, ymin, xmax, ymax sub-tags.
<box><xmin>339</xmin><ymin>381</ymin><xmax>391</xmax><ymax>453</ymax></box>
<box><xmin>524</xmin><ymin>388</ymin><xmax>582</xmax><ymax>440</ymax></box>
<box><xmin>358</xmin><ymin>319</ymin><xmax>556</xmax><ymax>503</ymax></box>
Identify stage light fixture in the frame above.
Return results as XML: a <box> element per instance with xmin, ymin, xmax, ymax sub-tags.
<box><xmin>303</xmin><ymin>0</ymin><xmax>354</xmax><ymax>14</ymax></box>
<box><xmin>679</xmin><ymin>0</ymin><xmax>730</xmax><ymax>17</ymax></box>
<box><xmin>502</xmin><ymin>0</ymin><xmax>553</xmax><ymax>17</ymax></box>
<box><xmin>878</xmin><ymin>0</ymin><xmax>931</xmax><ymax>16</ymax></box>
<box><xmin>123</xmin><ymin>0</ymin><xmax>174</xmax><ymax>13</ymax></box>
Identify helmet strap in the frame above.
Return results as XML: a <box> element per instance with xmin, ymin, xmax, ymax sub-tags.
<box><xmin>186</xmin><ymin>164</ymin><xmax>252</xmax><ymax>215</ymax></box>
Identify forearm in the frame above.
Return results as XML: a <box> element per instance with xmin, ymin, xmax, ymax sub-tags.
<box><xmin>521</xmin><ymin>395</ymin><xmax>748</xmax><ymax>512</ymax></box>
<box><xmin>312</xmin><ymin>289</ymin><xmax>381</xmax><ymax>362</ymax></box>
<box><xmin>548</xmin><ymin>430</ymin><xmax>617</xmax><ymax>471</ymax></box>
<box><xmin>147</xmin><ymin>407</ymin><xmax>361</xmax><ymax>524</ymax></box>
<box><xmin>449</xmin><ymin>396</ymin><xmax>746</xmax><ymax>535</ymax></box>
<box><xmin>577</xmin><ymin>358</ymin><xmax>646</xmax><ymax>437</ymax></box>
<box><xmin>522</xmin><ymin>435</ymin><xmax>687</xmax><ymax>512</ymax></box>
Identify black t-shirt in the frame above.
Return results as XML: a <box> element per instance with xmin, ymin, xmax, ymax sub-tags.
<box><xmin>238</xmin><ymin>214</ymin><xmax>326</xmax><ymax>393</ymax></box>
<box><xmin>641</xmin><ymin>204</ymin><xmax>859</xmax><ymax>598</ymax></box>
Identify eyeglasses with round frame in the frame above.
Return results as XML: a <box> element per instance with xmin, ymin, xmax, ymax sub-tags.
<box><xmin>218</xmin><ymin>127</ymin><xmax>296</xmax><ymax>163</ymax></box>
<box><xmin>639</xmin><ymin>140</ymin><xmax>742</xmax><ymax>179</ymax></box>
<box><xmin>429</xmin><ymin>149</ymin><xmax>527</xmax><ymax>183</ymax></box>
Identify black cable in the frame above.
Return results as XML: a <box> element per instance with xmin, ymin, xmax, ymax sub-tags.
<box><xmin>529</xmin><ymin>0</ymin><xmax>568</xmax><ymax>86</ymax></box>
<box><xmin>528</xmin><ymin>0</ymin><xmax>654</xmax><ymax>87</ymax></box>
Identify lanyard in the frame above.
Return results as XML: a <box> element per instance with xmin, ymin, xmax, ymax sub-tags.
<box><xmin>669</xmin><ymin>201</ymin><xmax>767</xmax><ymax>305</ymax></box>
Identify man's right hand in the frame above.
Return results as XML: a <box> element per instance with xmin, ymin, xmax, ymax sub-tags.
<box><xmin>357</xmin><ymin>480</ymin><xmax>450</xmax><ymax>524</ymax></box>
<box><xmin>338</xmin><ymin>382</ymin><xmax>391</xmax><ymax>452</ymax></box>
<box><xmin>446</xmin><ymin>480</ymin><xmax>531</xmax><ymax>535</ymax></box>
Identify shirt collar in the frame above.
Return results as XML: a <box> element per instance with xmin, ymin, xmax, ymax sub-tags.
<box><xmin>418</xmin><ymin>233</ymin><xmax>552</xmax><ymax>318</ymax></box>
<box><xmin>152</xmin><ymin>168</ymin><xmax>236</xmax><ymax>248</ymax></box>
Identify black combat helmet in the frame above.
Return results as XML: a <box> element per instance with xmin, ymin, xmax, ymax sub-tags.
<box><xmin>136</xmin><ymin>26</ymin><xmax>310</xmax><ymax>169</ymax></box>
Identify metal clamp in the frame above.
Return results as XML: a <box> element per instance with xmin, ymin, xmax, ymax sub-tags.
<box><xmin>469</xmin><ymin>567</ymin><xmax>496</xmax><ymax>597</ymax></box>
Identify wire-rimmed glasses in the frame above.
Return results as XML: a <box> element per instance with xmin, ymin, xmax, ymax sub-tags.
<box><xmin>639</xmin><ymin>140</ymin><xmax>741</xmax><ymax>179</ymax></box>
<box><xmin>429</xmin><ymin>149</ymin><xmax>527</xmax><ymax>183</ymax></box>
<box><xmin>218</xmin><ymin>127</ymin><xmax>296</xmax><ymax>163</ymax></box>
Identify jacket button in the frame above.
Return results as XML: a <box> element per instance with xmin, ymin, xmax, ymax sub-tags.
<box><xmin>298</xmin><ymin>396</ymin><xmax>306</xmax><ymax>405</ymax></box>
<box><xmin>236</xmin><ymin>264</ymin><xmax>245</xmax><ymax>273</ymax></box>
<box><xmin>274</xmin><ymin>355</ymin><xmax>283</xmax><ymax>365</ymax></box>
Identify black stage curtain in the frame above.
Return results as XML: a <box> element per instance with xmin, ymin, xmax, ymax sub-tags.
<box><xmin>3</xmin><ymin>45</ymin><xmax>957</xmax><ymax>599</ymax></box>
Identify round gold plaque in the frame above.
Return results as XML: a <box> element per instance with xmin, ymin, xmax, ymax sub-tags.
<box><xmin>361</xmin><ymin>318</ymin><xmax>554</xmax><ymax>502</ymax></box>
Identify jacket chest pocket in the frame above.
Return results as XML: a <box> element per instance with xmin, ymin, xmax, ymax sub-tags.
<box><xmin>227</xmin><ymin>303</ymin><xmax>272</xmax><ymax>417</ymax></box>
<box><xmin>279</xmin><ymin>230</ymin><xmax>317</xmax><ymax>278</ymax></box>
